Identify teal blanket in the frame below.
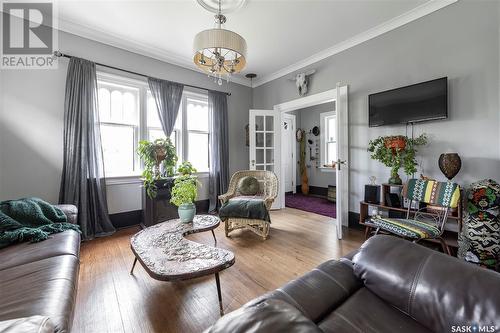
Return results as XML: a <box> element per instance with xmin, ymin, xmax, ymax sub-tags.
<box><xmin>0</xmin><ymin>197</ymin><xmax>80</xmax><ymax>249</ymax></box>
<box><xmin>219</xmin><ymin>198</ymin><xmax>271</xmax><ymax>223</ymax></box>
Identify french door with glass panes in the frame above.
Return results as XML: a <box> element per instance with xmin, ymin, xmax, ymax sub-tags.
<box><xmin>249</xmin><ymin>110</ymin><xmax>280</xmax><ymax>209</ymax></box>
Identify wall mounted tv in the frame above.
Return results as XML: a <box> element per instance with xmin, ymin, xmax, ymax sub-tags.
<box><xmin>369</xmin><ymin>77</ymin><xmax>448</xmax><ymax>127</ymax></box>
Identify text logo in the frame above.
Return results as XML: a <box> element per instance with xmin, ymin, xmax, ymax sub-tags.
<box><xmin>1</xmin><ymin>1</ymin><xmax>58</xmax><ymax>69</ymax></box>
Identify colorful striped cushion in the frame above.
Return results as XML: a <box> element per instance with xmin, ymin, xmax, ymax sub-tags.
<box><xmin>370</xmin><ymin>216</ymin><xmax>441</xmax><ymax>239</ymax></box>
<box><xmin>403</xmin><ymin>179</ymin><xmax>460</xmax><ymax>208</ymax></box>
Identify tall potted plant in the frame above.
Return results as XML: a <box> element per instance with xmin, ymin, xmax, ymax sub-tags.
<box><xmin>170</xmin><ymin>175</ymin><xmax>199</xmax><ymax>223</ymax></box>
<box><xmin>137</xmin><ymin>138</ymin><xmax>177</xmax><ymax>198</ymax></box>
<box><xmin>368</xmin><ymin>134</ymin><xmax>427</xmax><ymax>184</ymax></box>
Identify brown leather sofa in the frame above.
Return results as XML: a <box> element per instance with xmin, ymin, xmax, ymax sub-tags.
<box><xmin>0</xmin><ymin>205</ymin><xmax>80</xmax><ymax>333</ymax></box>
<box><xmin>206</xmin><ymin>235</ymin><xmax>500</xmax><ymax>333</ymax></box>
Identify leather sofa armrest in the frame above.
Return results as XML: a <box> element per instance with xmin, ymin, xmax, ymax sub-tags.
<box><xmin>253</xmin><ymin>260</ymin><xmax>362</xmax><ymax>323</ymax></box>
<box><xmin>54</xmin><ymin>204</ymin><xmax>78</xmax><ymax>224</ymax></box>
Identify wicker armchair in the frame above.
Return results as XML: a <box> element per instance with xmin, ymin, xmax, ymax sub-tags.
<box><xmin>219</xmin><ymin>170</ymin><xmax>279</xmax><ymax>240</ymax></box>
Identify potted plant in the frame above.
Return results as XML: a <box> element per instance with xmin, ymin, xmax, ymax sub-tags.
<box><xmin>177</xmin><ymin>161</ymin><xmax>197</xmax><ymax>176</ymax></box>
<box><xmin>170</xmin><ymin>175</ymin><xmax>199</xmax><ymax>223</ymax></box>
<box><xmin>368</xmin><ymin>134</ymin><xmax>428</xmax><ymax>185</ymax></box>
<box><xmin>137</xmin><ymin>138</ymin><xmax>177</xmax><ymax>198</ymax></box>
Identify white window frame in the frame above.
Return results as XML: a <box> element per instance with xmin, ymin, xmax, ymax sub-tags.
<box><xmin>182</xmin><ymin>91</ymin><xmax>210</xmax><ymax>173</ymax></box>
<box><xmin>320</xmin><ymin>110</ymin><xmax>337</xmax><ymax>173</ymax></box>
<box><xmin>96</xmin><ymin>72</ymin><xmax>210</xmax><ymax>181</ymax></box>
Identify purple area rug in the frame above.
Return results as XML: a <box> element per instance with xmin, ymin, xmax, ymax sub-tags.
<box><xmin>285</xmin><ymin>193</ymin><xmax>336</xmax><ymax>218</ymax></box>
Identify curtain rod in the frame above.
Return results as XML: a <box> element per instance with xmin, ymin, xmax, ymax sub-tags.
<box><xmin>53</xmin><ymin>51</ymin><xmax>232</xmax><ymax>96</ymax></box>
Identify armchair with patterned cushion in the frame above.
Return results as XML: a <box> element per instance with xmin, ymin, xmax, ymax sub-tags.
<box><xmin>366</xmin><ymin>178</ymin><xmax>461</xmax><ymax>255</ymax></box>
<box><xmin>218</xmin><ymin>170</ymin><xmax>278</xmax><ymax>240</ymax></box>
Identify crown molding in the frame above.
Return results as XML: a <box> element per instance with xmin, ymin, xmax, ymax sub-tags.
<box><xmin>56</xmin><ymin>18</ymin><xmax>252</xmax><ymax>87</ymax></box>
<box><xmin>251</xmin><ymin>0</ymin><xmax>458</xmax><ymax>88</ymax></box>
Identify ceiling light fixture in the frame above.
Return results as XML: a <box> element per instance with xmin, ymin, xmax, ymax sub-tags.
<box><xmin>193</xmin><ymin>0</ymin><xmax>247</xmax><ymax>86</ymax></box>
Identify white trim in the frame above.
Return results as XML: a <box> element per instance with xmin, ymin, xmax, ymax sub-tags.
<box><xmin>274</xmin><ymin>86</ymin><xmax>348</xmax><ymax>238</ymax></box>
<box><xmin>281</xmin><ymin>113</ymin><xmax>297</xmax><ymax>194</ymax></box>
<box><xmin>56</xmin><ymin>17</ymin><xmax>252</xmax><ymax>87</ymax></box>
<box><xmin>252</xmin><ymin>0</ymin><xmax>457</xmax><ymax>87</ymax></box>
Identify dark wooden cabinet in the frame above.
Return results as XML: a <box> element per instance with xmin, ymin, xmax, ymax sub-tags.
<box><xmin>142</xmin><ymin>178</ymin><xmax>178</xmax><ymax>228</ymax></box>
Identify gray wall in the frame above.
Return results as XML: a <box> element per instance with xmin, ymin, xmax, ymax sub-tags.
<box><xmin>0</xmin><ymin>30</ymin><xmax>252</xmax><ymax>213</ymax></box>
<box><xmin>289</xmin><ymin>102</ymin><xmax>336</xmax><ymax>189</ymax></box>
<box><xmin>253</xmin><ymin>1</ymin><xmax>500</xmax><ymax>213</ymax></box>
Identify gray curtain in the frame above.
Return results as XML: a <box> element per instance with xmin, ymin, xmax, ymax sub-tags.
<box><xmin>59</xmin><ymin>57</ymin><xmax>115</xmax><ymax>240</ymax></box>
<box><xmin>147</xmin><ymin>77</ymin><xmax>184</xmax><ymax>136</ymax></box>
<box><xmin>208</xmin><ymin>91</ymin><xmax>230</xmax><ymax>212</ymax></box>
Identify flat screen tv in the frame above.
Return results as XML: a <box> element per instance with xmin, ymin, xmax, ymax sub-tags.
<box><xmin>369</xmin><ymin>77</ymin><xmax>447</xmax><ymax>127</ymax></box>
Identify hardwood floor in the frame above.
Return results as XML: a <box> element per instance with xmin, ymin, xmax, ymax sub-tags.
<box><xmin>72</xmin><ymin>208</ymin><xmax>364</xmax><ymax>333</ymax></box>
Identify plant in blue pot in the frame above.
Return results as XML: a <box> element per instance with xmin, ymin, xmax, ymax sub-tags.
<box><xmin>170</xmin><ymin>174</ymin><xmax>199</xmax><ymax>223</ymax></box>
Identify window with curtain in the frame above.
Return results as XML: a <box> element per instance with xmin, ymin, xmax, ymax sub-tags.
<box><xmin>97</xmin><ymin>73</ymin><xmax>209</xmax><ymax>177</ymax></box>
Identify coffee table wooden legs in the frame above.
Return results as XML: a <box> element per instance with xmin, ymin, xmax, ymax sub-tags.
<box><xmin>215</xmin><ymin>272</ymin><xmax>224</xmax><ymax>316</ymax></box>
<box><xmin>130</xmin><ymin>257</ymin><xmax>137</xmax><ymax>275</ymax></box>
<box><xmin>211</xmin><ymin>229</ymin><xmax>217</xmax><ymax>246</ymax></box>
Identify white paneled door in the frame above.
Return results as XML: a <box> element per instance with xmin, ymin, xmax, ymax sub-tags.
<box><xmin>335</xmin><ymin>85</ymin><xmax>349</xmax><ymax>240</ymax></box>
<box><xmin>249</xmin><ymin>109</ymin><xmax>281</xmax><ymax>210</ymax></box>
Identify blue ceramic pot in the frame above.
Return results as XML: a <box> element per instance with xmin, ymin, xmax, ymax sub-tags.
<box><xmin>178</xmin><ymin>203</ymin><xmax>196</xmax><ymax>223</ymax></box>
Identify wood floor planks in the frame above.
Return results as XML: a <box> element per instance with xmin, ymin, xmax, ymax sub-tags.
<box><xmin>72</xmin><ymin>208</ymin><xmax>364</xmax><ymax>333</ymax></box>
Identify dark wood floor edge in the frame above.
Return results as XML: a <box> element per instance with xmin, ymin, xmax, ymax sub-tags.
<box><xmin>109</xmin><ymin>199</ymin><xmax>210</xmax><ymax>229</ymax></box>
<box><xmin>348</xmin><ymin>211</ymin><xmax>363</xmax><ymax>230</ymax></box>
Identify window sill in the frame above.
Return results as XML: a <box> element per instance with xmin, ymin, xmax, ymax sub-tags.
<box><xmin>105</xmin><ymin>172</ymin><xmax>210</xmax><ymax>186</ymax></box>
<box><xmin>318</xmin><ymin>166</ymin><xmax>336</xmax><ymax>173</ymax></box>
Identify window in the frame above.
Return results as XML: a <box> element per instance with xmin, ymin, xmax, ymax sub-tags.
<box><xmin>320</xmin><ymin>111</ymin><xmax>337</xmax><ymax>168</ymax></box>
<box><xmin>97</xmin><ymin>73</ymin><xmax>209</xmax><ymax>177</ymax></box>
<box><xmin>98</xmin><ymin>81</ymin><xmax>140</xmax><ymax>176</ymax></box>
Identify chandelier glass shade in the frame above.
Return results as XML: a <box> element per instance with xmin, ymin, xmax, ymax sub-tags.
<box><xmin>193</xmin><ymin>1</ymin><xmax>247</xmax><ymax>85</ymax></box>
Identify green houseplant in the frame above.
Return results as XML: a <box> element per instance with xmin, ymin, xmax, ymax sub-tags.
<box><xmin>170</xmin><ymin>175</ymin><xmax>199</xmax><ymax>223</ymax></box>
<box><xmin>367</xmin><ymin>134</ymin><xmax>428</xmax><ymax>185</ymax></box>
<box><xmin>137</xmin><ymin>138</ymin><xmax>177</xmax><ymax>198</ymax></box>
<box><xmin>177</xmin><ymin>161</ymin><xmax>197</xmax><ymax>176</ymax></box>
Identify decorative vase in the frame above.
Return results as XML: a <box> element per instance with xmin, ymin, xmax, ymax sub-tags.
<box><xmin>384</xmin><ymin>136</ymin><xmax>406</xmax><ymax>153</ymax></box>
<box><xmin>301</xmin><ymin>172</ymin><xmax>309</xmax><ymax>195</ymax></box>
<box><xmin>178</xmin><ymin>203</ymin><xmax>196</xmax><ymax>223</ymax></box>
<box><xmin>438</xmin><ymin>153</ymin><xmax>461</xmax><ymax>180</ymax></box>
<box><xmin>388</xmin><ymin>171</ymin><xmax>402</xmax><ymax>185</ymax></box>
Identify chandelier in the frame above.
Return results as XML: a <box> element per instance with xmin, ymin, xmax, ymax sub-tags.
<box><xmin>193</xmin><ymin>0</ymin><xmax>247</xmax><ymax>85</ymax></box>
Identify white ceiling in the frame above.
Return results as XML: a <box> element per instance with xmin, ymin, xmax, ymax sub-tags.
<box><xmin>54</xmin><ymin>0</ymin><xmax>454</xmax><ymax>87</ymax></box>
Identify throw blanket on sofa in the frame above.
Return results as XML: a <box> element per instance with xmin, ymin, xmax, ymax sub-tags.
<box><xmin>0</xmin><ymin>198</ymin><xmax>80</xmax><ymax>249</ymax></box>
<box><xmin>219</xmin><ymin>198</ymin><xmax>271</xmax><ymax>223</ymax></box>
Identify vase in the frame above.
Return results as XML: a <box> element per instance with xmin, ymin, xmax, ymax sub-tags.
<box><xmin>178</xmin><ymin>203</ymin><xmax>196</xmax><ymax>223</ymax></box>
<box><xmin>438</xmin><ymin>153</ymin><xmax>461</xmax><ymax>180</ymax></box>
<box><xmin>384</xmin><ymin>136</ymin><xmax>406</xmax><ymax>153</ymax></box>
<box><xmin>388</xmin><ymin>172</ymin><xmax>402</xmax><ymax>185</ymax></box>
<box><xmin>301</xmin><ymin>172</ymin><xmax>309</xmax><ymax>195</ymax></box>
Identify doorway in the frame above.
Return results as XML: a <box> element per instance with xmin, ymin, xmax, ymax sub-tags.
<box><xmin>282</xmin><ymin>103</ymin><xmax>336</xmax><ymax>219</ymax></box>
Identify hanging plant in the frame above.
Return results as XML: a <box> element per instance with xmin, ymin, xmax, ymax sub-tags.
<box><xmin>137</xmin><ymin>138</ymin><xmax>178</xmax><ymax>198</ymax></box>
<box><xmin>367</xmin><ymin>134</ymin><xmax>428</xmax><ymax>185</ymax></box>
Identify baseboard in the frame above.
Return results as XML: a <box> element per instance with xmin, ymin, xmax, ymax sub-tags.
<box><xmin>110</xmin><ymin>199</ymin><xmax>210</xmax><ymax>229</ymax></box>
<box><xmin>348</xmin><ymin>211</ymin><xmax>363</xmax><ymax>230</ymax></box>
<box><xmin>294</xmin><ymin>185</ymin><xmax>329</xmax><ymax>197</ymax></box>
<box><xmin>109</xmin><ymin>210</ymin><xmax>142</xmax><ymax>229</ymax></box>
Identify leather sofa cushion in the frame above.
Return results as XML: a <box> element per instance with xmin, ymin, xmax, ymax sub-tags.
<box><xmin>353</xmin><ymin>235</ymin><xmax>500</xmax><ymax>333</ymax></box>
<box><xmin>204</xmin><ymin>298</ymin><xmax>322</xmax><ymax>333</ymax></box>
<box><xmin>54</xmin><ymin>204</ymin><xmax>78</xmax><ymax>225</ymax></box>
<box><xmin>318</xmin><ymin>287</ymin><xmax>431</xmax><ymax>333</ymax></box>
<box><xmin>0</xmin><ymin>230</ymin><xmax>80</xmax><ymax>271</ymax></box>
<box><xmin>259</xmin><ymin>260</ymin><xmax>362</xmax><ymax>323</ymax></box>
<box><xmin>0</xmin><ymin>255</ymin><xmax>79</xmax><ymax>333</ymax></box>
<box><xmin>0</xmin><ymin>316</ymin><xmax>55</xmax><ymax>333</ymax></box>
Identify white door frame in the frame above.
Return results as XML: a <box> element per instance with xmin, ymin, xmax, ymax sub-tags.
<box><xmin>281</xmin><ymin>113</ymin><xmax>297</xmax><ymax>194</ymax></box>
<box><xmin>274</xmin><ymin>85</ymin><xmax>348</xmax><ymax>239</ymax></box>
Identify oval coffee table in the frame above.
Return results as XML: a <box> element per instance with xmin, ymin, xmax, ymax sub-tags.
<box><xmin>130</xmin><ymin>215</ymin><xmax>235</xmax><ymax>315</ymax></box>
